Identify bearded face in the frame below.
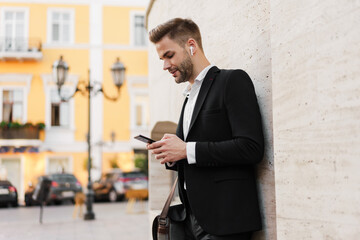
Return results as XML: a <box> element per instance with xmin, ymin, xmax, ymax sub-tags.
<box><xmin>172</xmin><ymin>53</ymin><xmax>193</xmax><ymax>84</ymax></box>
<box><xmin>156</xmin><ymin>36</ymin><xmax>195</xmax><ymax>84</ymax></box>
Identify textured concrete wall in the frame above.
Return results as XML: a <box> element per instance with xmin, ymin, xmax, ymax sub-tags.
<box><xmin>147</xmin><ymin>0</ymin><xmax>360</xmax><ymax>239</ymax></box>
<box><xmin>271</xmin><ymin>1</ymin><xmax>360</xmax><ymax>239</ymax></box>
<box><xmin>147</xmin><ymin>0</ymin><xmax>276</xmax><ymax>239</ymax></box>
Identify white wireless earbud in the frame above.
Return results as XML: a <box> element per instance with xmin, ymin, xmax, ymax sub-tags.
<box><xmin>190</xmin><ymin>46</ymin><xmax>194</xmax><ymax>56</ymax></box>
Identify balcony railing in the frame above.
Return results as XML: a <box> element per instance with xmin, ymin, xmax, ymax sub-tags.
<box><xmin>0</xmin><ymin>128</ymin><xmax>41</xmax><ymax>140</ymax></box>
<box><xmin>0</xmin><ymin>37</ymin><xmax>43</xmax><ymax>60</ymax></box>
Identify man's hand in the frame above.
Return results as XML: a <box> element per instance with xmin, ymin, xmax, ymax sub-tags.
<box><xmin>147</xmin><ymin>134</ymin><xmax>187</xmax><ymax>164</ymax></box>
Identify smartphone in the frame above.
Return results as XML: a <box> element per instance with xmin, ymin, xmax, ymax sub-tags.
<box><xmin>134</xmin><ymin>135</ymin><xmax>156</xmax><ymax>144</ymax></box>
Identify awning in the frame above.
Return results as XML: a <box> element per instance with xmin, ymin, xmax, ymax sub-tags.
<box><xmin>0</xmin><ymin>146</ymin><xmax>39</xmax><ymax>153</ymax></box>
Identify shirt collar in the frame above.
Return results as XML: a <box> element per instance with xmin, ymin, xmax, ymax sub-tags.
<box><xmin>183</xmin><ymin>64</ymin><xmax>214</xmax><ymax>97</ymax></box>
<box><xmin>195</xmin><ymin>64</ymin><xmax>214</xmax><ymax>82</ymax></box>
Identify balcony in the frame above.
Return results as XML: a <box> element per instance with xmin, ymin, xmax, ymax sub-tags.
<box><xmin>0</xmin><ymin>37</ymin><xmax>43</xmax><ymax>61</ymax></box>
<box><xmin>0</xmin><ymin>128</ymin><xmax>40</xmax><ymax>140</ymax></box>
<box><xmin>0</xmin><ymin>123</ymin><xmax>44</xmax><ymax>147</ymax></box>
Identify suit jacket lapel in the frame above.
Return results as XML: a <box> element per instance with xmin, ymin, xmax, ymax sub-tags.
<box><xmin>176</xmin><ymin>97</ymin><xmax>188</xmax><ymax>140</ymax></box>
<box><xmin>186</xmin><ymin>66</ymin><xmax>220</xmax><ymax>140</ymax></box>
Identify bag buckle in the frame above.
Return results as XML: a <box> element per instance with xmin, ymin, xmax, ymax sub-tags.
<box><xmin>158</xmin><ymin>217</ymin><xmax>168</xmax><ymax>226</ymax></box>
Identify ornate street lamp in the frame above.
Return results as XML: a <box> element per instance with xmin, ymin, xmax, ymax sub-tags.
<box><xmin>52</xmin><ymin>55</ymin><xmax>69</xmax><ymax>94</ymax></box>
<box><xmin>52</xmin><ymin>56</ymin><xmax>126</xmax><ymax>220</ymax></box>
<box><xmin>111</xmin><ymin>58</ymin><xmax>126</xmax><ymax>88</ymax></box>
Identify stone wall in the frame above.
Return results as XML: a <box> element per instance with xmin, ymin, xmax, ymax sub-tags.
<box><xmin>147</xmin><ymin>0</ymin><xmax>360</xmax><ymax>239</ymax></box>
<box><xmin>147</xmin><ymin>0</ymin><xmax>275</xmax><ymax>239</ymax></box>
<box><xmin>271</xmin><ymin>1</ymin><xmax>360</xmax><ymax>239</ymax></box>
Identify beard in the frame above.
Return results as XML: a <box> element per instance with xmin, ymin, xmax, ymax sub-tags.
<box><xmin>173</xmin><ymin>54</ymin><xmax>193</xmax><ymax>84</ymax></box>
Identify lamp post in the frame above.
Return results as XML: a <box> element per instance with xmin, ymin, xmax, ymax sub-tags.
<box><xmin>52</xmin><ymin>56</ymin><xmax>126</xmax><ymax>220</ymax></box>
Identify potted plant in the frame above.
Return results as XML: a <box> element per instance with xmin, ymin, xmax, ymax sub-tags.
<box><xmin>0</xmin><ymin>121</ymin><xmax>45</xmax><ymax>139</ymax></box>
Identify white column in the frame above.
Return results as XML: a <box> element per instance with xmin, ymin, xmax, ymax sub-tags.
<box><xmin>89</xmin><ymin>1</ymin><xmax>103</xmax><ymax>181</ymax></box>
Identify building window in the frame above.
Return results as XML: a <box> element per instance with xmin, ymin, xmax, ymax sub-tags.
<box><xmin>50</xmin><ymin>89</ymin><xmax>69</xmax><ymax>127</ymax></box>
<box><xmin>0</xmin><ymin>8</ymin><xmax>29</xmax><ymax>51</ymax></box>
<box><xmin>47</xmin><ymin>9</ymin><xmax>74</xmax><ymax>44</ymax></box>
<box><xmin>1</xmin><ymin>89</ymin><xmax>24</xmax><ymax>123</ymax></box>
<box><xmin>136</xmin><ymin>104</ymin><xmax>143</xmax><ymax>126</ymax></box>
<box><xmin>47</xmin><ymin>156</ymin><xmax>71</xmax><ymax>174</ymax></box>
<box><xmin>132</xmin><ymin>13</ymin><xmax>147</xmax><ymax>46</ymax></box>
<box><xmin>133</xmin><ymin>94</ymin><xmax>149</xmax><ymax>129</ymax></box>
<box><xmin>41</xmin><ymin>73</ymin><xmax>76</xmax><ymax>135</ymax></box>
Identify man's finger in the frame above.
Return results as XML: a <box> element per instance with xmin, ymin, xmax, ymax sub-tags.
<box><xmin>147</xmin><ymin>140</ymin><xmax>163</xmax><ymax>149</ymax></box>
<box><xmin>155</xmin><ymin>153</ymin><xmax>166</xmax><ymax>160</ymax></box>
<box><xmin>160</xmin><ymin>158</ymin><xmax>169</xmax><ymax>164</ymax></box>
<box><xmin>162</xmin><ymin>133</ymin><xmax>174</xmax><ymax>139</ymax></box>
<box><xmin>152</xmin><ymin>148</ymin><xmax>163</xmax><ymax>154</ymax></box>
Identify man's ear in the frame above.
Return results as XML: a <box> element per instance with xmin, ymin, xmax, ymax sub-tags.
<box><xmin>187</xmin><ymin>38</ymin><xmax>197</xmax><ymax>55</ymax></box>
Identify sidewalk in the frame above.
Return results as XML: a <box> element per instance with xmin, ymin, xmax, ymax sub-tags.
<box><xmin>0</xmin><ymin>201</ymin><xmax>149</xmax><ymax>240</ymax></box>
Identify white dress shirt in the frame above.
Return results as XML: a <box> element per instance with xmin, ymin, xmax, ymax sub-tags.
<box><xmin>183</xmin><ymin>64</ymin><xmax>214</xmax><ymax>164</ymax></box>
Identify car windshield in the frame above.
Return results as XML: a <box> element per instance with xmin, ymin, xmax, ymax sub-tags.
<box><xmin>123</xmin><ymin>172</ymin><xmax>146</xmax><ymax>178</ymax></box>
<box><xmin>50</xmin><ymin>174</ymin><xmax>77</xmax><ymax>182</ymax></box>
<box><xmin>103</xmin><ymin>173</ymin><xmax>120</xmax><ymax>181</ymax></box>
<box><xmin>0</xmin><ymin>180</ymin><xmax>11</xmax><ymax>186</ymax></box>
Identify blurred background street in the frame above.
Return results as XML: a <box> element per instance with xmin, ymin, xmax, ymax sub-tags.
<box><xmin>0</xmin><ymin>0</ymin><xmax>359</xmax><ymax>239</ymax></box>
<box><xmin>0</xmin><ymin>201</ymin><xmax>149</xmax><ymax>240</ymax></box>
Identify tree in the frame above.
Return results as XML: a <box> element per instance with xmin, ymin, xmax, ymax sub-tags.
<box><xmin>134</xmin><ymin>153</ymin><xmax>148</xmax><ymax>174</ymax></box>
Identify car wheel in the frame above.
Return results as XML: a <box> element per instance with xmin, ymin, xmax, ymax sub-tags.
<box><xmin>118</xmin><ymin>194</ymin><xmax>125</xmax><ymax>202</ymax></box>
<box><xmin>108</xmin><ymin>189</ymin><xmax>117</xmax><ymax>202</ymax></box>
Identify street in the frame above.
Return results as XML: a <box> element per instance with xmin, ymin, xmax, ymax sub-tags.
<box><xmin>0</xmin><ymin>201</ymin><xmax>149</xmax><ymax>240</ymax></box>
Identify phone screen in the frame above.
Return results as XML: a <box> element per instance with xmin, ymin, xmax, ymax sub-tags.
<box><xmin>134</xmin><ymin>135</ymin><xmax>155</xmax><ymax>144</ymax></box>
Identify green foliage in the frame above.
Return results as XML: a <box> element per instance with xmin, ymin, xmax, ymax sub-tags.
<box><xmin>11</xmin><ymin>122</ymin><xmax>22</xmax><ymax>128</ymax></box>
<box><xmin>0</xmin><ymin>121</ymin><xmax>45</xmax><ymax>129</ymax></box>
<box><xmin>109</xmin><ymin>155</ymin><xmax>119</xmax><ymax>169</ymax></box>
<box><xmin>134</xmin><ymin>153</ymin><xmax>148</xmax><ymax>174</ymax></box>
<box><xmin>0</xmin><ymin>121</ymin><xmax>7</xmax><ymax>128</ymax></box>
<box><xmin>36</xmin><ymin>122</ymin><xmax>46</xmax><ymax>130</ymax></box>
<box><xmin>23</xmin><ymin>122</ymin><xmax>33</xmax><ymax>128</ymax></box>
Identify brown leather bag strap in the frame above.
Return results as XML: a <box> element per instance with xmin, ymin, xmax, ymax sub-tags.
<box><xmin>159</xmin><ymin>176</ymin><xmax>178</xmax><ymax>219</ymax></box>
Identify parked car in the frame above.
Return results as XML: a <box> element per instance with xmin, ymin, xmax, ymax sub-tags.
<box><xmin>24</xmin><ymin>173</ymin><xmax>82</xmax><ymax>206</ymax></box>
<box><xmin>0</xmin><ymin>180</ymin><xmax>18</xmax><ymax>207</ymax></box>
<box><xmin>93</xmin><ymin>170</ymin><xmax>148</xmax><ymax>202</ymax></box>
<box><xmin>122</xmin><ymin>171</ymin><xmax>149</xmax><ymax>191</ymax></box>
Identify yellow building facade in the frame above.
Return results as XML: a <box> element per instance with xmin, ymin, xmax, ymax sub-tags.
<box><xmin>0</xmin><ymin>0</ymin><xmax>150</xmax><ymax>202</ymax></box>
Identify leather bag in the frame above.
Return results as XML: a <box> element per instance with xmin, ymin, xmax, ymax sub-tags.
<box><xmin>152</xmin><ymin>177</ymin><xmax>185</xmax><ymax>240</ymax></box>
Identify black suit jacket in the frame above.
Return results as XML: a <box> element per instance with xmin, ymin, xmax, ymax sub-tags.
<box><xmin>169</xmin><ymin>66</ymin><xmax>264</xmax><ymax>235</ymax></box>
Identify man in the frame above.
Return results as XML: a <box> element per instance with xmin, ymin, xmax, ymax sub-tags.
<box><xmin>148</xmin><ymin>18</ymin><xmax>264</xmax><ymax>240</ymax></box>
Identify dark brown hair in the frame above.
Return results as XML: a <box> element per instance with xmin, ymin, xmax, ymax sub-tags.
<box><xmin>149</xmin><ymin>18</ymin><xmax>203</xmax><ymax>50</ymax></box>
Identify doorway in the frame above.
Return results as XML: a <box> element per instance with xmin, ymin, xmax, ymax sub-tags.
<box><xmin>0</xmin><ymin>157</ymin><xmax>23</xmax><ymax>201</ymax></box>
